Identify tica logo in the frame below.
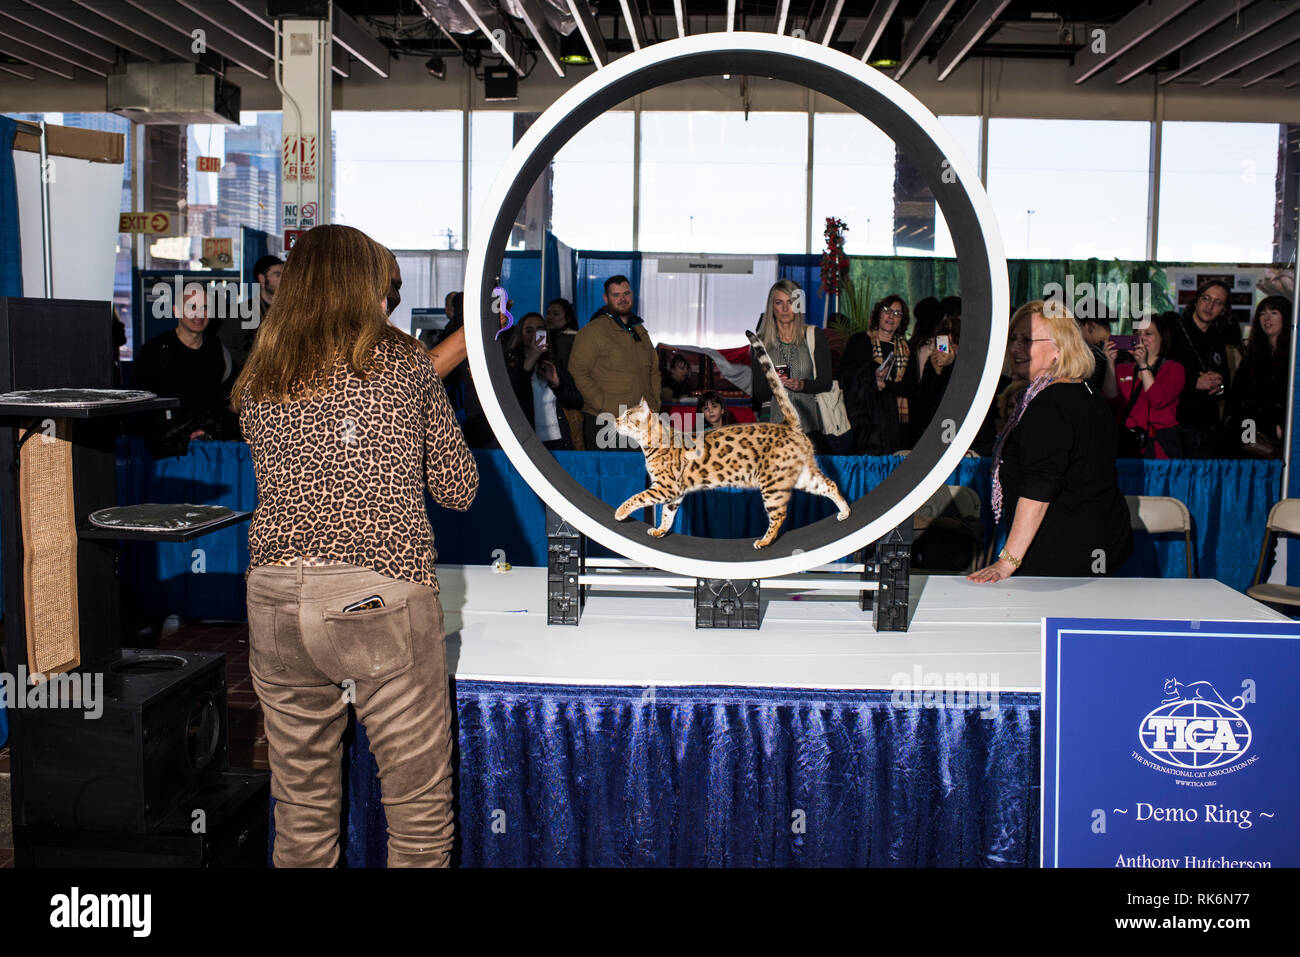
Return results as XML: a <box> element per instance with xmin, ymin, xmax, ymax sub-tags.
<box><xmin>1138</xmin><ymin>678</ymin><xmax>1252</xmax><ymax>773</ymax></box>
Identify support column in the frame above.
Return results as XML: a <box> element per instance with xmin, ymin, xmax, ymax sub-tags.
<box><xmin>273</xmin><ymin>14</ymin><xmax>333</xmax><ymax>239</ymax></box>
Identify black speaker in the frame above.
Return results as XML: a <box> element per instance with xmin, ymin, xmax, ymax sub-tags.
<box><xmin>484</xmin><ymin>66</ymin><xmax>518</xmax><ymax>102</ymax></box>
<box><xmin>15</xmin><ymin>770</ymin><xmax>270</xmax><ymax>867</ymax></box>
<box><xmin>18</xmin><ymin>649</ymin><xmax>229</xmax><ymax>833</ymax></box>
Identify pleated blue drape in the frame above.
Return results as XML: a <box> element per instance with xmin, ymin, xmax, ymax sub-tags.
<box><xmin>105</xmin><ymin>438</ymin><xmax>1282</xmax><ymax>621</ymax></box>
<box><xmin>270</xmin><ymin>681</ymin><xmax>1041</xmax><ymax>868</ymax></box>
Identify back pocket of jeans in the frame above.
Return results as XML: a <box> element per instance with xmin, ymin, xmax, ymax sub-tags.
<box><xmin>323</xmin><ymin>599</ymin><xmax>413</xmax><ymax>682</ymax></box>
<box><xmin>246</xmin><ymin>600</ymin><xmax>286</xmax><ymax>677</ymax></box>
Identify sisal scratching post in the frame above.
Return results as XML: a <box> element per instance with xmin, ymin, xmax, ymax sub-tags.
<box><xmin>19</xmin><ymin>418</ymin><xmax>81</xmax><ymax>677</ymax></box>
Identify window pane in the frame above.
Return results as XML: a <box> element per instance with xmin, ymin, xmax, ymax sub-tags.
<box><xmin>333</xmin><ymin>111</ymin><xmax>462</xmax><ymax>249</ymax></box>
<box><xmin>1158</xmin><ymin>121</ymin><xmax>1280</xmax><ymax>262</ymax></box>
<box><xmin>812</xmin><ymin>113</ymin><xmax>895</xmax><ymax>255</ymax></box>
<box><xmin>812</xmin><ymin>113</ymin><xmax>980</xmax><ymax>258</ymax></box>
<box><xmin>552</xmin><ymin>111</ymin><xmax>633</xmax><ymax>249</ymax></box>
<box><xmin>987</xmin><ymin>118</ymin><xmax>1150</xmax><ymax>259</ymax></box>
<box><xmin>933</xmin><ymin>114</ymin><xmax>981</xmax><ymax>257</ymax></box>
<box><xmin>470</xmin><ymin>111</ymin><xmax>515</xmax><ymax>248</ymax></box>
<box><xmin>640</xmin><ymin>111</ymin><xmax>807</xmax><ymax>253</ymax></box>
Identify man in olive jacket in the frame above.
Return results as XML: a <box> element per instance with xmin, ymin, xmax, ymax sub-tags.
<box><xmin>568</xmin><ymin>275</ymin><xmax>662</xmax><ymax>449</ymax></box>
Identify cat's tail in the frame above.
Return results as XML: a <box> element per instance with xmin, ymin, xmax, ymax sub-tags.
<box><xmin>746</xmin><ymin>330</ymin><xmax>802</xmax><ymax>432</ymax></box>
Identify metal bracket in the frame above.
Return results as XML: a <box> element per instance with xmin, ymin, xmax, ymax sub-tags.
<box><xmin>859</xmin><ymin>519</ymin><xmax>913</xmax><ymax>631</ymax></box>
<box><xmin>545</xmin><ymin>507</ymin><xmax>585</xmax><ymax>625</ymax></box>
<box><xmin>694</xmin><ymin>578</ymin><xmax>761</xmax><ymax>629</ymax></box>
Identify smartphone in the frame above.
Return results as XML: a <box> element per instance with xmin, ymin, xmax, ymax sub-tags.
<box><xmin>877</xmin><ymin>352</ymin><xmax>896</xmax><ymax>374</ymax></box>
<box><xmin>775</xmin><ymin>364</ymin><xmax>791</xmax><ymax>378</ymax></box>
<box><xmin>936</xmin><ymin>335</ymin><xmax>950</xmax><ymax>354</ymax></box>
<box><xmin>1110</xmin><ymin>334</ymin><xmax>1138</xmax><ymax>351</ymax></box>
<box><xmin>342</xmin><ymin>595</ymin><xmax>385</xmax><ymax>613</ymax></box>
<box><xmin>533</xmin><ymin>329</ymin><xmax>547</xmax><ymax>347</ymax></box>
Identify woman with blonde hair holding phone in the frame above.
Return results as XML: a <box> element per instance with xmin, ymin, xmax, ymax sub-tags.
<box><xmin>969</xmin><ymin>300</ymin><xmax>1131</xmax><ymax>582</ymax></box>
<box><xmin>232</xmin><ymin>224</ymin><xmax>478</xmax><ymax>867</ymax></box>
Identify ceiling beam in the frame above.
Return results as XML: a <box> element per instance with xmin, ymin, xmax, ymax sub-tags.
<box><xmin>566</xmin><ymin>0</ymin><xmax>608</xmax><ymax>66</ymax></box>
<box><xmin>935</xmin><ymin>0</ymin><xmax>1010</xmax><ymax>81</ymax></box>
<box><xmin>22</xmin><ymin>0</ymin><xmax>166</xmax><ymax>61</ymax></box>
<box><xmin>851</xmin><ymin>0</ymin><xmax>901</xmax><ymax>62</ymax></box>
<box><xmin>1196</xmin><ymin>11</ymin><xmax>1300</xmax><ymax>83</ymax></box>
<box><xmin>119</xmin><ymin>0</ymin><xmax>272</xmax><ymax>77</ymax></box>
<box><xmin>0</xmin><ymin>35</ymin><xmax>74</xmax><ymax>78</ymax></box>
<box><xmin>0</xmin><ymin>9</ymin><xmax>114</xmax><ymax>74</ymax></box>
<box><xmin>1070</xmin><ymin>0</ymin><xmax>1200</xmax><ymax>84</ymax></box>
<box><xmin>1284</xmin><ymin>63</ymin><xmax>1300</xmax><ymax>86</ymax></box>
<box><xmin>69</xmin><ymin>1</ymin><xmax>204</xmax><ymax>65</ymax></box>
<box><xmin>618</xmin><ymin>0</ymin><xmax>648</xmax><ymax>51</ymax></box>
<box><xmin>0</xmin><ymin>59</ymin><xmax>35</xmax><ymax>78</ymax></box>
<box><xmin>453</xmin><ymin>1</ymin><xmax>525</xmax><ymax>76</ymax></box>
<box><xmin>1112</xmin><ymin>0</ymin><xmax>1241</xmax><ymax>83</ymax></box>
<box><xmin>2</xmin><ymin>0</ymin><xmax>119</xmax><ymax>63</ymax></box>
<box><xmin>1239</xmin><ymin>37</ymin><xmax>1300</xmax><ymax>86</ymax></box>
<box><xmin>331</xmin><ymin>5</ymin><xmax>389</xmax><ymax>78</ymax></box>
<box><xmin>1163</xmin><ymin>0</ymin><xmax>1300</xmax><ymax>83</ymax></box>
<box><xmin>175</xmin><ymin>0</ymin><xmax>274</xmax><ymax>58</ymax></box>
<box><xmin>408</xmin><ymin>0</ymin><xmax>464</xmax><ymax>53</ymax></box>
<box><xmin>895</xmin><ymin>0</ymin><xmax>960</xmax><ymax>80</ymax></box>
<box><xmin>517</xmin><ymin>0</ymin><xmax>564</xmax><ymax>77</ymax></box>
<box><xmin>812</xmin><ymin>0</ymin><xmax>847</xmax><ymax>45</ymax></box>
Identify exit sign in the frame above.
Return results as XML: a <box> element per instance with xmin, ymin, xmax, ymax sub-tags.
<box><xmin>196</xmin><ymin>156</ymin><xmax>221</xmax><ymax>173</ymax></box>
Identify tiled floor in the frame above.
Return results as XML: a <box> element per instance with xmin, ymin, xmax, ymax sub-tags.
<box><xmin>0</xmin><ymin>621</ymin><xmax>266</xmax><ymax>866</ymax></box>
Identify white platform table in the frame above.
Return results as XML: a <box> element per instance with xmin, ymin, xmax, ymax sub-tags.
<box><xmin>435</xmin><ymin>565</ymin><xmax>1286</xmax><ymax>693</ymax></box>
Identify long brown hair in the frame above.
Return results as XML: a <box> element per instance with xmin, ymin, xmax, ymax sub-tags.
<box><xmin>231</xmin><ymin>225</ymin><xmax>415</xmax><ymax>410</ymax></box>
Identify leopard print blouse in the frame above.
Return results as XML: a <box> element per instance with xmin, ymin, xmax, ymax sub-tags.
<box><xmin>239</xmin><ymin>335</ymin><xmax>478</xmax><ymax>592</ymax></box>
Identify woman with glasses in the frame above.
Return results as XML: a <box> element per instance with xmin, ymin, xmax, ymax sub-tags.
<box><xmin>840</xmin><ymin>295</ymin><xmax>916</xmax><ymax>454</ymax></box>
<box><xmin>969</xmin><ymin>300</ymin><xmax>1131</xmax><ymax>582</ymax></box>
<box><xmin>1168</xmin><ymin>279</ymin><xmax>1234</xmax><ymax>457</ymax></box>
<box><xmin>1226</xmin><ymin>296</ymin><xmax>1292</xmax><ymax>458</ymax></box>
<box><xmin>1101</xmin><ymin>311</ymin><xmax>1186</xmax><ymax>459</ymax></box>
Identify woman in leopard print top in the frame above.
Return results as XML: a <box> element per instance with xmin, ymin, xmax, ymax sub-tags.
<box><xmin>231</xmin><ymin>225</ymin><xmax>477</xmax><ymax>867</ymax></box>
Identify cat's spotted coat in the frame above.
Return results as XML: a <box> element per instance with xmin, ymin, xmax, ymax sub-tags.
<box><xmin>614</xmin><ymin>330</ymin><xmax>850</xmax><ymax>548</ymax></box>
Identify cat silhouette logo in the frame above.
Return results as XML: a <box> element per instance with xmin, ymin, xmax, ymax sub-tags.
<box><xmin>1138</xmin><ymin>678</ymin><xmax>1252</xmax><ymax>773</ymax></box>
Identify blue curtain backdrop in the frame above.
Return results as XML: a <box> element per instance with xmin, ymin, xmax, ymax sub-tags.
<box><xmin>271</xmin><ymin>681</ymin><xmax>1041</xmax><ymax>868</ymax></box>
<box><xmin>777</xmin><ymin>254</ymin><xmax>825</xmax><ymax>327</ymax></box>
<box><xmin>103</xmin><ymin>438</ymin><xmax>1281</xmax><ymax>622</ymax></box>
<box><xmin>0</xmin><ymin>116</ymin><xmax>21</xmax><ymax>298</ymax></box>
<box><xmin>574</xmin><ymin>251</ymin><xmax>641</xmax><ymax>326</ymax></box>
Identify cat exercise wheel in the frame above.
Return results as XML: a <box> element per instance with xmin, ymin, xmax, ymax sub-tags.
<box><xmin>465</xmin><ymin>31</ymin><xmax>1009</xmax><ymax>584</ymax></box>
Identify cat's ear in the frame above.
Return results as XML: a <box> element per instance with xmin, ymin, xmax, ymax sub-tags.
<box><xmin>638</xmin><ymin>397</ymin><xmax>650</xmax><ymax>412</ymax></box>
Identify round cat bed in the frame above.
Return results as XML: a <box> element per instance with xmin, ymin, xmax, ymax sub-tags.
<box><xmin>465</xmin><ymin>32</ymin><xmax>1009</xmax><ymax>579</ymax></box>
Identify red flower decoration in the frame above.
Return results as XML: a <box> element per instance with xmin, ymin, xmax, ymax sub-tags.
<box><xmin>820</xmin><ymin>217</ymin><xmax>849</xmax><ymax>296</ymax></box>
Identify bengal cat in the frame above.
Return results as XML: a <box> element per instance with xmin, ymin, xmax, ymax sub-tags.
<box><xmin>613</xmin><ymin>330</ymin><xmax>851</xmax><ymax>548</ymax></box>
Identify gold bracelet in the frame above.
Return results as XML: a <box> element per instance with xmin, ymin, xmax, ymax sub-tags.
<box><xmin>998</xmin><ymin>548</ymin><xmax>1022</xmax><ymax>568</ymax></box>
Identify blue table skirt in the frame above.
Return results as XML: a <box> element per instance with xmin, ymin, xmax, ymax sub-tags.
<box><xmin>271</xmin><ymin>681</ymin><xmax>1042</xmax><ymax>868</ymax></box>
<box><xmin>89</xmin><ymin>438</ymin><xmax>1279</xmax><ymax>622</ymax></box>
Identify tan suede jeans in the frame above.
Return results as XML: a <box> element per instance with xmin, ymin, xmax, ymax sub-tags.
<box><xmin>246</xmin><ymin>561</ymin><xmax>453</xmax><ymax>867</ymax></box>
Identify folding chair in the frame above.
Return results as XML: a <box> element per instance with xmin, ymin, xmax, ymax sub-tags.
<box><xmin>1125</xmin><ymin>495</ymin><xmax>1194</xmax><ymax>578</ymax></box>
<box><xmin>1247</xmin><ymin>499</ymin><xmax>1300</xmax><ymax>610</ymax></box>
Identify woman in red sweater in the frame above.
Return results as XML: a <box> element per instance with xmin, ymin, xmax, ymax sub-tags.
<box><xmin>1101</xmin><ymin>311</ymin><xmax>1186</xmax><ymax>459</ymax></box>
